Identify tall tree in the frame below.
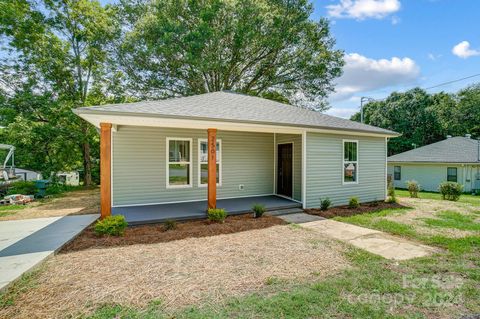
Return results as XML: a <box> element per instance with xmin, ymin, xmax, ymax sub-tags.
<box><xmin>456</xmin><ymin>84</ymin><xmax>480</xmax><ymax>137</ymax></box>
<box><xmin>115</xmin><ymin>0</ymin><xmax>344</xmax><ymax>110</ymax></box>
<box><xmin>351</xmin><ymin>88</ymin><xmax>446</xmax><ymax>155</ymax></box>
<box><xmin>0</xmin><ymin>0</ymin><xmax>117</xmax><ymax>184</ymax></box>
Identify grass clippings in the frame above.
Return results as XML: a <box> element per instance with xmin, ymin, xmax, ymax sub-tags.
<box><xmin>305</xmin><ymin>201</ymin><xmax>405</xmax><ymax>219</ymax></box>
<box><xmin>62</xmin><ymin>214</ymin><xmax>286</xmax><ymax>252</ymax></box>
<box><xmin>0</xmin><ymin>225</ymin><xmax>348</xmax><ymax>319</ymax></box>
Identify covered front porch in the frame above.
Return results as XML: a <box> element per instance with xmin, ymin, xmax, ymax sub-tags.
<box><xmin>112</xmin><ymin>195</ymin><xmax>301</xmax><ymax>225</ymax></box>
<box><xmin>97</xmin><ymin>118</ymin><xmax>306</xmax><ymax>224</ymax></box>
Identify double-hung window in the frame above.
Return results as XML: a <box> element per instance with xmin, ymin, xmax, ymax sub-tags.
<box><xmin>447</xmin><ymin>167</ymin><xmax>457</xmax><ymax>182</ymax></box>
<box><xmin>343</xmin><ymin>140</ymin><xmax>358</xmax><ymax>184</ymax></box>
<box><xmin>198</xmin><ymin>139</ymin><xmax>221</xmax><ymax>186</ymax></box>
<box><xmin>394</xmin><ymin>166</ymin><xmax>401</xmax><ymax>181</ymax></box>
<box><xmin>167</xmin><ymin>138</ymin><xmax>192</xmax><ymax>188</ymax></box>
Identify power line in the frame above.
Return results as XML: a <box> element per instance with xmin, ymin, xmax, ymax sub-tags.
<box><xmin>424</xmin><ymin>72</ymin><xmax>480</xmax><ymax>90</ymax></box>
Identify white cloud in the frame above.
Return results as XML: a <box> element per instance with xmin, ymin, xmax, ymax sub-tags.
<box><xmin>452</xmin><ymin>41</ymin><xmax>480</xmax><ymax>59</ymax></box>
<box><xmin>330</xmin><ymin>53</ymin><xmax>420</xmax><ymax>102</ymax></box>
<box><xmin>326</xmin><ymin>0</ymin><xmax>401</xmax><ymax>20</ymax></box>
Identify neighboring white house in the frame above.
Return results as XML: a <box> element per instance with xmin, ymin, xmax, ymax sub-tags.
<box><xmin>56</xmin><ymin>171</ymin><xmax>80</xmax><ymax>186</ymax></box>
<box><xmin>388</xmin><ymin>136</ymin><xmax>480</xmax><ymax>193</ymax></box>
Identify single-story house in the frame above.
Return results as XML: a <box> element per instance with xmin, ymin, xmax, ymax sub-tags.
<box><xmin>74</xmin><ymin>91</ymin><xmax>398</xmax><ymax>224</ymax></box>
<box><xmin>388</xmin><ymin>136</ymin><xmax>480</xmax><ymax>193</ymax></box>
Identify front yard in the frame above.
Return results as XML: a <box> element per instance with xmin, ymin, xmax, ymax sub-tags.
<box><xmin>0</xmin><ymin>190</ymin><xmax>479</xmax><ymax>318</ymax></box>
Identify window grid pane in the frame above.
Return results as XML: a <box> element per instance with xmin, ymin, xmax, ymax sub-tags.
<box><xmin>447</xmin><ymin>167</ymin><xmax>457</xmax><ymax>182</ymax></box>
<box><xmin>169</xmin><ymin>140</ymin><xmax>190</xmax><ymax>162</ymax></box>
<box><xmin>200</xmin><ymin>141</ymin><xmax>220</xmax><ymax>163</ymax></box>
<box><xmin>169</xmin><ymin>164</ymin><xmax>190</xmax><ymax>185</ymax></box>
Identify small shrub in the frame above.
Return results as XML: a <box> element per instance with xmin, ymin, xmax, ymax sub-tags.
<box><xmin>320</xmin><ymin>197</ymin><xmax>331</xmax><ymax>211</ymax></box>
<box><xmin>348</xmin><ymin>197</ymin><xmax>360</xmax><ymax>209</ymax></box>
<box><xmin>94</xmin><ymin>215</ymin><xmax>128</xmax><ymax>236</ymax></box>
<box><xmin>207</xmin><ymin>208</ymin><xmax>227</xmax><ymax>223</ymax></box>
<box><xmin>438</xmin><ymin>182</ymin><xmax>463</xmax><ymax>201</ymax></box>
<box><xmin>7</xmin><ymin>181</ymin><xmax>36</xmax><ymax>195</ymax></box>
<box><xmin>164</xmin><ymin>219</ymin><xmax>177</xmax><ymax>231</ymax></box>
<box><xmin>406</xmin><ymin>180</ymin><xmax>420</xmax><ymax>198</ymax></box>
<box><xmin>252</xmin><ymin>204</ymin><xmax>266</xmax><ymax>218</ymax></box>
<box><xmin>386</xmin><ymin>182</ymin><xmax>397</xmax><ymax>203</ymax></box>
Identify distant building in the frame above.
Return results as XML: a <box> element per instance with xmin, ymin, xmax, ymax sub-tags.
<box><xmin>14</xmin><ymin>168</ymin><xmax>42</xmax><ymax>181</ymax></box>
<box><xmin>388</xmin><ymin>136</ymin><xmax>480</xmax><ymax>193</ymax></box>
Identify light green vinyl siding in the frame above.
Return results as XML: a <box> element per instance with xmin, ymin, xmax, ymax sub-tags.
<box><xmin>276</xmin><ymin>133</ymin><xmax>302</xmax><ymax>201</ymax></box>
<box><xmin>112</xmin><ymin>126</ymin><xmax>274</xmax><ymax>206</ymax></box>
<box><xmin>387</xmin><ymin>163</ymin><xmax>478</xmax><ymax>192</ymax></box>
<box><xmin>305</xmin><ymin>133</ymin><xmax>387</xmax><ymax>207</ymax></box>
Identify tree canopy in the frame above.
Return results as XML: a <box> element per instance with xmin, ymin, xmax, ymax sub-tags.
<box><xmin>0</xmin><ymin>0</ymin><xmax>344</xmax><ymax>182</ymax></box>
<box><xmin>351</xmin><ymin>85</ymin><xmax>480</xmax><ymax>155</ymax></box>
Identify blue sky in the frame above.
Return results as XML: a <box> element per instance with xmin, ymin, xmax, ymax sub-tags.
<box><xmin>312</xmin><ymin>0</ymin><xmax>480</xmax><ymax>117</ymax></box>
<box><xmin>103</xmin><ymin>0</ymin><xmax>480</xmax><ymax>118</ymax></box>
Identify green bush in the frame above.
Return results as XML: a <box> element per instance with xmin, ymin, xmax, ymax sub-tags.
<box><xmin>207</xmin><ymin>208</ymin><xmax>227</xmax><ymax>223</ymax></box>
<box><xmin>348</xmin><ymin>197</ymin><xmax>360</xmax><ymax>209</ymax></box>
<box><xmin>7</xmin><ymin>181</ymin><xmax>36</xmax><ymax>195</ymax></box>
<box><xmin>438</xmin><ymin>182</ymin><xmax>463</xmax><ymax>201</ymax></box>
<box><xmin>164</xmin><ymin>219</ymin><xmax>177</xmax><ymax>231</ymax></box>
<box><xmin>406</xmin><ymin>180</ymin><xmax>420</xmax><ymax>198</ymax></box>
<box><xmin>252</xmin><ymin>204</ymin><xmax>266</xmax><ymax>218</ymax></box>
<box><xmin>386</xmin><ymin>182</ymin><xmax>397</xmax><ymax>203</ymax></box>
<box><xmin>94</xmin><ymin>215</ymin><xmax>128</xmax><ymax>236</ymax></box>
<box><xmin>320</xmin><ymin>197</ymin><xmax>331</xmax><ymax>211</ymax></box>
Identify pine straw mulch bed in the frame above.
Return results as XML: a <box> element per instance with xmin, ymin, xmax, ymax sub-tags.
<box><xmin>305</xmin><ymin>201</ymin><xmax>406</xmax><ymax>219</ymax></box>
<box><xmin>62</xmin><ymin>214</ymin><xmax>286</xmax><ymax>252</ymax></box>
<box><xmin>0</xmin><ymin>225</ymin><xmax>349</xmax><ymax>319</ymax></box>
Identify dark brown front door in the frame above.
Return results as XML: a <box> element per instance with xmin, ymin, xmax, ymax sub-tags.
<box><xmin>277</xmin><ymin>143</ymin><xmax>293</xmax><ymax>198</ymax></box>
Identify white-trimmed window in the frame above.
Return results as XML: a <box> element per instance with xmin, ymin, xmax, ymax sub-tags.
<box><xmin>198</xmin><ymin>139</ymin><xmax>221</xmax><ymax>186</ymax></box>
<box><xmin>167</xmin><ymin>138</ymin><xmax>192</xmax><ymax>188</ymax></box>
<box><xmin>343</xmin><ymin>140</ymin><xmax>358</xmax><ymax>184</ymax></box>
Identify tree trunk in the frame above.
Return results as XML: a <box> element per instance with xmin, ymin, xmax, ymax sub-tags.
<box><xmin>82</xmin><ymin>140</ymin><xmax>92</xmax><ymax>186</ymax></box>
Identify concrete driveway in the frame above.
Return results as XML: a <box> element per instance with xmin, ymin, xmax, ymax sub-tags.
<box><xmin>0</xmin><ymin>214</ymin><xmax>98</xmax><ymax>291</ymax></box>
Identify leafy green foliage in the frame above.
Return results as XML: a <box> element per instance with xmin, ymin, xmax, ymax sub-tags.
<box><xmin>320</xmin><ymin>197</ymin><xmax>332</xmax><ymax>211</ymax></box>
<box><xmin>351</xmin><ymin>86</ymin><xmax>480</xmax><ymax>155</ymax></box>
<box><xmin>348</xmin><ymin>197</ymin><xmax>360</xmax><ymax>209</ymax></box>
<box><xmin>116</xmin><ymin>0</ymin><xmax>344</xmax><ymax>110</ymax></box>
<box><xmin>386</xmin><ymin>183</ymin><xmax>397</xmax><ymax>203</ymax></box>
<box><xmin>406</xmin><ymin>180</ymin><xmax>420</xmax><ymax>198</ymax></box>
<box><xmin>94</xmin><ymin>215</ymin><xmax>128</xmax><ymax>236</ymax></box>
<box><xmin>207</xmin><ymin>208</ymin><xmax>227</xmax><ymax>223</ymax></box>
<box><xmin>163</xmin><ymin>219</ymin><xmax>177</xmax><ymax>231</ymax></box>
<box><xmin>438</xmin><ymin>182</ymin><xmax>463</xmax><ymax>201</ymax></box>
<box><xmin>252</xmin><ymin>204</ymin><xmax>266</xmax><ymax>218</ymax></box>
<box><xmin>6</xmin><ymin>181</ymin><xmax>36</xmax><ymax>195</ymax></box>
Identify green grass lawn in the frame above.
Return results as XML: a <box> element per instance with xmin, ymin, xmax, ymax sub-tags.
<box><xmin>0</xmin><ymin>204</ymin><xmax>27</xmax><ymax>217</ymax></box>
<box><xmin>396</xmin><ymin>189</ymin><xmax>480</xmax><ymax>206</ymax></box>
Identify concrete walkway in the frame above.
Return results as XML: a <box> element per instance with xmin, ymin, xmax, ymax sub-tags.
<box><xmin>278</xmin><ymin>213</ymin><xmax>437</xmax><ymax>260</ymax></box>
<box><xmin>0</xmin><ymin>214</ymin><xmax>98</xmax><ymax>291</ymax></box>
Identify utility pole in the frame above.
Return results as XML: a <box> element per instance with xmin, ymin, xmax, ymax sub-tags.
<box><xmin>360</xmin><ymin>97</ymin><xmax>375</xmax><ymax>123</ymax></box>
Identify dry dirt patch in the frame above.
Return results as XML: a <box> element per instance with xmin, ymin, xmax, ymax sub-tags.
<box><xmin>0</xmin><ymin>225</ymin><xmax>348</xmax><ymax>319</ymax></box>
<box><xmin>386</xmin><ymin>197</ymin><xmax>479</xmax><ymax>237</ymax></box>
<box><xmin>0</xmin><ymin>188</ymin><xmax>99</xmax><ymax>221</ymax></box>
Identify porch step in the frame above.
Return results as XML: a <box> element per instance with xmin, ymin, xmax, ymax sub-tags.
<box><xmin>267</xmin><ymin>207</ymin><xmax>304</xmax><ymax>216</ymax></box>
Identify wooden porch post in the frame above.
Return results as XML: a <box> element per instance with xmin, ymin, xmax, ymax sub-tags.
<box><xmin>207</xmin><ymin>128</ymin><xmax>217</xmax><ymax>209</ymax></box>
<box><xmin>100</xmin><ymin>123</ymin><xmax>112</xmax><ymax>219</ymax></box>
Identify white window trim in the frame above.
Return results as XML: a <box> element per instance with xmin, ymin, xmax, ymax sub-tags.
<box><xmin>166</xmin><ymin>137</ymin><xmax>193</xmax><ymax>189</ymax></box>
<box><xmin>198</xmin><ymin>138</ymin><xmax>222</xmax><ymax>187</ymax></box>
<box><xmin>342</xmin><ymin>139</ymin><xmax>359</xmax><ymax>185</ymax></box>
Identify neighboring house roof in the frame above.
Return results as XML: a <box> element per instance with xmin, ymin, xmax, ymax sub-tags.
<box><xmin>74</xmin><ymin>91</ymin><xmax>398</xmax><ymax>136</ymax></box>
<box><xmin>388</xmin><ymin>137</ymin><xmax>480</xmax><ymax>163</ymax></box>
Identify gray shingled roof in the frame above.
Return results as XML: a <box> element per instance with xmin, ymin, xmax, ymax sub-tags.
<box><xmin>74</xmin><ymin>91</ymin><xmax>397</xmax><ymax>135</ymax></box>
<box><xmin>388</xmin><ymin>137</ymin><xmax>480</xmax><ymax>163</ymax></box>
